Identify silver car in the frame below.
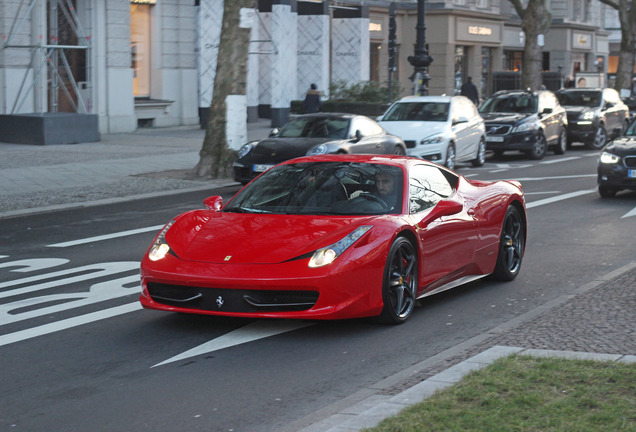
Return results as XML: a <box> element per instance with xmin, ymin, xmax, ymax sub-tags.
<box><xmin>378</xmin><ymin>95</ymin><xmax>487</xmax><ymax>170</ymax></box>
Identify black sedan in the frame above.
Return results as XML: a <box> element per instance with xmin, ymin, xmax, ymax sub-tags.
<box><xmin>233</xmin><ymin>113</ymin><xmax>407</xmax><ymax>184</ymax></box>
<box><xmin>598</xmin><ymin>120</ymin><xmax>636</xmax><ymax>197</ymax></box>
<box><xmin>479</xmin><ymin>90</ymin><xmax>568</xmax><ymax>160</ymax></box>
<box><xmin>556</xmin><ymin>88</ymin><xmax>629</xmax><ymax>150</ymax></box>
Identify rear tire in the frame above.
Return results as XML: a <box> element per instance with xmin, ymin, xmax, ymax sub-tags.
<box><xmin>378</xmin><ymin>238</ymin><xmax>418</xmax><ymax>325</ymax></box>
<box><xmin>492</xmin><ymin>205</ymin><xmax>525</xmax><ymax>281</ymax></box>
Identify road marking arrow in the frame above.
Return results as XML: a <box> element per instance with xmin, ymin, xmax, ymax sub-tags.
<box><xmin>622</xmin><ymin>206</ymin><xmax>636</xmax><ymax>219</ymax></box>
<box><xmin>152</xmin><ymin>320</ymin><xmax>315</xmax><ymax>368</ymax></box>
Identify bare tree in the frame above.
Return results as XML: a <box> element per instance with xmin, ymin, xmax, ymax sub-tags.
<box><xmin>195</xmin><ymin>0</ymin><xmax>252</xmax><ymax>178</ymax></box>
<box><xmin>597</xmin><ymin>0</ymin><xmax>636</xmax><ymax>93</ymax></box>
<box><xmin>508</xmin><ymin>0</ymin><xmax>552</xmax><ymax>90</ymax></box>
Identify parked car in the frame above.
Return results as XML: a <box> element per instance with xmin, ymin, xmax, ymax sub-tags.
<box><xmin>555</xmin><ymin>88</ymin><xmax>629</xmax><ymax>150</ymax></box>
<box><xmin>377</xmin><ymin>95</ymin><xmax>486</xmax><ymax>170</ymax></box>
<box><xmin>141</xmin><ymin>154</ymin><xmax>526</xmax><ymax>324</ymax></box>
<box><xmin>597</xmin><ymin>119</ymin><xmax>636</xmax><ymax>197</ymax></box>
<box><xmin>479</xmin><ymin>90</ymin><xmax>568</xmax><ymax>159</ymax></box>
<box><xmin>233</xmin><ymin>113</ymin><xmax>407</xmax><ymax>184</ymax></box>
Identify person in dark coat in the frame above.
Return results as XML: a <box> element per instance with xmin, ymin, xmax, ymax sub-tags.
<box><xmin>303</xmin><ymin>83</ymin><xmax>322</xmax><ymax>113</ymax></box>
<box><xmin>460</xmin><ymin>76</ymin><xmax>479</xmax><ymax>106</ymax></box>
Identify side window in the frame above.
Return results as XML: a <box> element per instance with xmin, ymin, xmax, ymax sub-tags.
<box><xmin>360</xmin><ymin>118</ymin><xmax>384</xmax><ymax>136</ymax></box>
<box><xmin>409</xmin><ymin>165</ymin><xmax>455</xmax><ymax>214</ymax></box>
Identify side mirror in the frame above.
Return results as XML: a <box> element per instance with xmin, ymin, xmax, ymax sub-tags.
<box><xmin>541</xmin><ymin>107</ymin><xmax>553</xmax><ymax>115</ymax></box>
<box><xmin>351</xmin><ymin>129</ymin><xmax>362</xmax><ymax>142</ymax></box>
<box><xmin>203</xmin><ymin>195</ymin><xmax>223</xmax><ymax>211</ymax></box>
<box><xmin>604</xmin><ymin>102</ymin><xmax>614</xmax><ymax>110</ymax></box>
<box><xmin>430</xmin><ymin>199</ymin><xmax>463</xmax><ymax>220</ymax></box>
<box><xmin>269</xmin><ymin>128</ymin><xmax>280</xmax><ymax>137</ymax></box>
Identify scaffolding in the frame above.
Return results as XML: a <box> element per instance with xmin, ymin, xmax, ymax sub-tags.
<box><xmin>2</xmin><ymin>0</ymin><xmax>92</xmax><ymax>114</ymax></box>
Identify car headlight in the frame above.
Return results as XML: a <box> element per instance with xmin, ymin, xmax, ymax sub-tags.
<box><xmin>512</xmin><ymin>122</ymin><xmax>538</xmax><ymax>133</ymax></box>
<box><xmin>148</xmin><ymin>220</ymin><xmax>175</xmax><ymax>261</ymax></box>
<box><xmin>308</xmin><ymin>226</ymin><xmax>372</xmax><ymax>268</ymax></box>
<box><xmin>307</xmin><ymin>144</ymin><xmax>328</xmax><ymax>155</ymax></box>
<box><xmin>420</xmin><ymin>135</ymin><xmax>444</xmax><ymax>145</ymax></box>
<box><xmin>237</xmin><ymin>143</ymin><xmax>254</xmax><ymax>159</ymax></box>
<box><xmin>599</xmin><ymin>151</ymin><xmax>621</xmax><ymax>164</ymax></box>
<box><xmin>579</xmin><ymin>111</ymin><xmax>596</xmax><ymax>121</ymax></box>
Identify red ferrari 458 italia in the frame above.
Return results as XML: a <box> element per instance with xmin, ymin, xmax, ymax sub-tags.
<box><xmin>140</xmin><ymin>155</ymin><xmax>526</xmax><ymax>324</ymax></box>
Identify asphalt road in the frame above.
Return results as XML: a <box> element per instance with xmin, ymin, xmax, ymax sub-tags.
<box><xmin>1</xmin><ymin>149</ymin><xmax>634</xmax><ymax>432</ymax></box>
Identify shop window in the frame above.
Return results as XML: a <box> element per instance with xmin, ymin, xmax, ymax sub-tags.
<box><xmin>131</xmin><ymin>3</ymin><xmax>152</xmax><ymax>97</ymax></box>
<box><xmin>370</xmin><ymin>43</ymin><xmax>382</xmax><ymax>82</ymax></box>
<box><xmin>504</xmin><ymin>51</ymin><xmax>523</xmax><ymax>72</ymax></box>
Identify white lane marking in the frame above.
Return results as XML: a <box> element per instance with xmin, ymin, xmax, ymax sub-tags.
<box><xmin>0</xmin><ymin>262</ymin><xmax>139</xmax><ymax>294</ymax></box>
<box><xmin>0</xmin><ymin>275</ymin><xmax>140</xmax><ymax>325</ymax></box>
<box><xmin>0</xmin><ymin>258</ymin><xmax>69</xmax><ymax>272</ymax></box>
<box><xmin>539</xmin><ymin>156</ymin><xmax>581</xmax><ymax>164</ymax></box>
<box><xmin>524</xmin><ymin>191</ymin><xmax>561</xmax><ymax>195</ymax></box>
<box><xmin>526</xmin><ymin>189</ymin><xmax>597</xmax><ymax>209</ymax></box>
<box><xmin>47</xmin><ymin>225</ymin><xmax>164</xmax><ymax>248</ymax></box>
<box><xmin>152</xmin><ymin>320</ymin><xmax>315</xmax><ymax>368</ymax></box>
<box><xmin>622</xmin><ymin>206</ymin><xmax>636</xmax><ymax>219</ymax></box>
<box><xmin>489</xmin><ymin>169</ymin><xmax>511</xmax><ymax>173</ymax></box>
<box><xmin>0</xmin><ymin>302</ymin><xmax>141</xmax><ymax>347</ymax></box>
<box><xmin>511</xmin><ymin>174</ymin><xmax>597</xmax><ymax>181</ymax></box>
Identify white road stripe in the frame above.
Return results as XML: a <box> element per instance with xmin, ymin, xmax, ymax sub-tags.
<box><xmin>511</xmin><ymin>174</ymin><xmax>596</xmax><ymax>181</ymax></box>
<box><xmin>47</xmin><ymin>225</ymin><xmax>164</xmax><ymax>248</ymax></box>
<box><xmin>526</xmin><ymin>189</ymin><xmax>597</xmax><ymax>209</ymax></box>
<box><xmin>153</xmin><ymin>320</ymin><xmax>315</xmax><ymax>368</ymax></box>
<box><xmin>0</xmin><ymin>302</ymin><xmax>141</xmax><ymax>347</ymax></box>
<box><xmin>539</xmin><ymin>156</ymin><xmax>581</xmax><ymax>164</ymax></box>
<box><xmin>622</xmin><ymin>206</ymin><xmax>636</xmax><ymax>219</ymax></box>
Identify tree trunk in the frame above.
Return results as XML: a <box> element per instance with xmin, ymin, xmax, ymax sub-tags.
<box><xmin>519</xmin><ymin>0</ymin><xmax>551</xmax><ymax>90</ymax></box>
<box><xmin>195</xmin><ymin>0</ymin><xmax>252</xmax><ymax>178</ymax></box>
<box><xmin>614</xmin><ymin>5</ymin><xmax>636</xmax><ymax>94</ymax></box>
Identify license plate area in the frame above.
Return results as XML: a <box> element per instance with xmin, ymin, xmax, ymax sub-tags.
<box><xmin>486</xmin><ymin>136</ymin><xmax>504</xmax><ymax>142</ymax></box>
<box><xmin>253</xmin><ymin>164</ymin><xmax>275</xmax><ymax>173</ymax></box>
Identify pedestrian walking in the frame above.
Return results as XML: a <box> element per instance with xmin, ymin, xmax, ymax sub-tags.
<box><xmin>460</xmin><ymin>76</ymin><xmax>479</xmax><ymax>106</ymax></box>
<box><xmin>303</xmin><ymin>83</ymin><xmax>322</xmax><ymax>113</ymax></box>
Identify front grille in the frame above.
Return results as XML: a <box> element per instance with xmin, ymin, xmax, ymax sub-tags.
<box><xmin>147</xmin><ymin>282</ymin><xmax>319</xmax><ymax>313</ymax></box>
<box><xmin>404</xmin><ymin>140</ymin><xmax>417</xmax><ymax>149</ymax></box>
<box><xmin>567</xmin><ymin>112</ymin><xmax>580</xmax><ymax>122</ymax></box>
<box><xmin>625</xmin><ymin>156</ymin><xmax>636</xmax><ymax>168</ymax></box>
<box><xmin>486</xmin><ymin>124</ymin><xmax>511</xmax><ymax>135</ymax></box>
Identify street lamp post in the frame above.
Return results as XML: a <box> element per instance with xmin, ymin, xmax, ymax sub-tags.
<box><xmin>408</xmin><ymin>0</ymin><xmax>433</xmax><ymax>96</ymax></box>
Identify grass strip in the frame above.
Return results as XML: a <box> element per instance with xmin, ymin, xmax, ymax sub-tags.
<box><xmin>365</xmin><ymin>355</ymin><xmax>636</xmax><ymax>432</ymax></box>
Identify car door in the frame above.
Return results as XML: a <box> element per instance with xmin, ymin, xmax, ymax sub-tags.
<box><xmin>409</xmin><ymin>165</ymin><xmax>477</xmax><ymax>289</ymax></box>
<box><xmin>603</xmin><ymin>89</ymin><xmax>624</xmax><ymax>135</ymax></box>
<box><xmin>539</xmin><ymin>92</ymin><xmax>560</xmax><ymax>143</ymax></box>
<box><xmin>451</xmin><ymin>99</ymin><xmax>475</xmax><ymax>160</ymax></box>
<box><xmin>349</xmin><ymin>117</ymin><xmax>386</xmax><ymax>154</ymax></box>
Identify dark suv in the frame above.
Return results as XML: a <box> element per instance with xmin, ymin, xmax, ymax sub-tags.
<box><xmin>479</xmin><ymin>90</ymin><xmax>568</xmax><ymax>160</ymax></box>
<box><xmin>555</xmin><ymin>88</ymin><xmax>629</xmax><ymax>150</ymax></box>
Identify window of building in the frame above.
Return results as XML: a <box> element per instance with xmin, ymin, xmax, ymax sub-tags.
<box><xmin>131</xmin><ymin>3</ymin><xmax>152</xmax><ymax>97</ymax></box>
<box><xmin>476</xmin><ymin>0</ymin><xmax>488</xmax><ymax>8</ymax></box>
<box><xmin>370</xmin><ymin>43</ymin><xmax>382</xmax><ymax>82</ymax></box>
<box><xmin>454</xmin><ymin>0</ymin><xmax>467</xmax><ymax>6</ymax></box>
<box><xmin>504</xmin><ymin>51</ymin><xmax>523</xmax><ymax>71</ymax></box>
<box><xmin>455</xmin><ymin>46</ymin><xmax>465</xmax><ymax>94</ymax></box>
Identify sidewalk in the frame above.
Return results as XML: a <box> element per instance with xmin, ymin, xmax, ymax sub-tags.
<box><xmin>0</xmin><ymin>118</ymin><xmax>273</xmax><ymax>218</ymax></box>
<box><xmin>1</xmin><ymin>120</ymin><xmax>634</xmax><ymax>431</ymax></box>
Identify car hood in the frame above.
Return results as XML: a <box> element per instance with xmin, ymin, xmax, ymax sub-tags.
<box><xmin>379</xmin><ymin>121</ymin><xmax>447</xmax><ymax>140</ymax></box>
<box><xmin>164</xmin><ymin>210</ymin><xmax>376</xmax><ymax>264</ymax></box>
<box><xmin>604</xmin><ymin>136</ymin><xmax>636</xmax><ymax>156</ymax></box>
<box><xmin>247</xmin><ymin>137</ymin><xmax>339</xmax><ymax>162</ymax></box>
<box><xmin>481</xmin><ymin>112</ymin><xmax>534</xmax><ymax>125</ymax></box>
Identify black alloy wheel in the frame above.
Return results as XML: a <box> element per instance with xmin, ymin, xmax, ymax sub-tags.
<box><xmin>492</xmin><ymin>205</ymin><xmax>525</xmax><ymax>281</ymax></box>
<box><xmin>527</xmin><ymin>133</ymin><xmax>547</xmax><ymax>160</ymax></box>
<box><xmin>379</xmin><ymin>237</ymin><xmax>418</xmax><ymax>324</ymax></box>
<box><xmin>554</xmin><ymin>128</ymin><xmax>567</xmax><ymax>155</ymax></box>
<box><xmin>587</xmin><ymin>125</ymin><xmax>607</xmax><ymax>150</ymax></box>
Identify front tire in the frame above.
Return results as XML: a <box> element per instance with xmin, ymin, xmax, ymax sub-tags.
<box><xmin>587</xmin><ymin>125</ymin><xmax>607</xmax><ymax>150</ymax></box>
<box><xmin>598</xmin><ymin>185</ymin><xmax>618</xmax><ymax>198</ymax></box>
<box><xmin>445</xmin><ymin>143</ymin><xmax>456</xmax><ymax>170</ymax></box>
<box><xmin>526</xmin><ymin>133</ymin><xmax>547</xmax><ymax>160</ymax></box>
<box><xmin>471</xmin><ymin>138</ymin><xmax>487</xmax><ymax>167</ymax></box>
<box><xmin>379</xmin><ymin>238</ymin><xmax>418</xmax><ymax>325</ymax></box>
<box><xmin>393</xmin><ymin>145</ymin><xmax>406</xmax><ymax>156</ymax></box>
<box><xmin>492</xmin><ymin>205</ymin><xmax>525</xmax><ymax>281</ymax></box>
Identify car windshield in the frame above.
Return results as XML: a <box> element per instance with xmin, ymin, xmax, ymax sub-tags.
<box><xmin>276</xmin><ymin>117</ymin><xmax>350</xmax><ymax>139</ymax></box>
<box><xmin>556</xmin><ymin>91</ymin><xmax>601</xmax><ymax>107</ymax></box>
<box><xmin>223</xmin><ymin>161</ymin><xmax>404</xmax><ymax>215</ymax></box>
<box><xmin>479</xmin><ymin>94</ymin><xmax>538</xmax><ymax>114</ymax></box>
<box><xmin>382</xmin><ymin>102</ymin><xmax>449</xmax><ymax>122</ymax></box>
<box><xmin>624</xmin><ymin>120</ymin><xmax>636</xmax><ymax>137</ymax></box>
